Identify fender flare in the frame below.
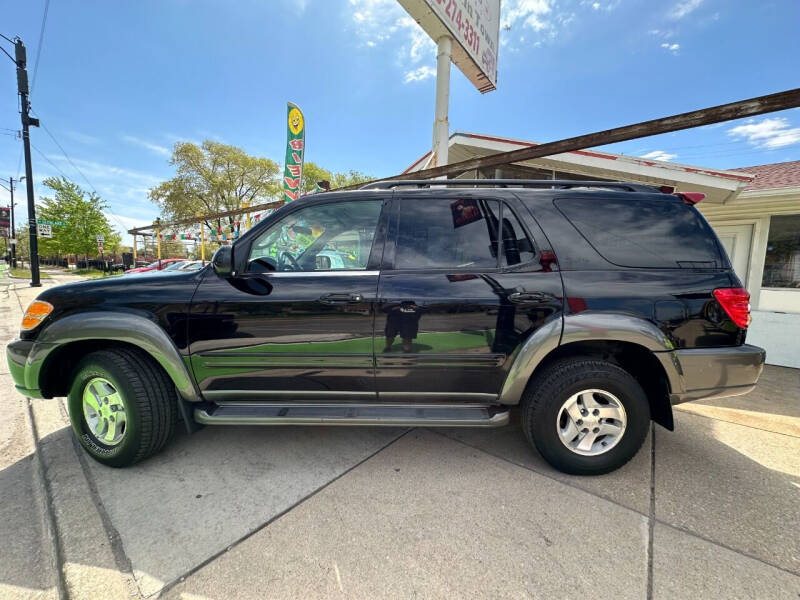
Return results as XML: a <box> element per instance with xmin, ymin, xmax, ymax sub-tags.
<box><xmin>29</xmin><ymin>311</ymin><xmax>202</xmax><ymax>402</ymax></box>
<box><xmin>499</xmin><ymin>312</ymin><xmax>681</xmax><ymax>405</ymax></box>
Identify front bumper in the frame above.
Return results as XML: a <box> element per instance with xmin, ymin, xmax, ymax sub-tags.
<box><xmin>6</xmin><ymin>338</ymin><xmax>58</xmax><ymax>399</ymax></box>
<box><xmin>658</xmin><ymin>344</ymin><xmax>766</xmax><ymax>405</ymax></box>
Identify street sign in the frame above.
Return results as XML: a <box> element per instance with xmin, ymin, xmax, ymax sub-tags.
<box><xmin>398</xmin><ymin>0</ymin><xmax>500</xmax><ymax>93</ymax></box>
<box><xmin>37</xmin><ymin>218</ymin><xmax>66</xmax><ymax>226</ymax></box>
<box><xmin>96</xmin><ymin>234</ymin><xmax>105</xmax><ymax>243</ymax></box>
<box><xmin>37</xmin><ymin>224</ymin><xmax>53</xmax><ymax>238</ymax></box>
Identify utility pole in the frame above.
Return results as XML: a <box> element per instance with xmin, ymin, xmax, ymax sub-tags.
<box><xmin>8</xmin><ymin>176</ymin><xmax>20</xmax><ymax>267</ymax></box>
<box><xmin>15</xmin><ymin>39</ymin><xmax>41</xmax><ymax>286</ymax></box>
<box><xmin>0</xmin><ymin>175</ymin><xmax>18</xmax><ymax>266</ymax></box>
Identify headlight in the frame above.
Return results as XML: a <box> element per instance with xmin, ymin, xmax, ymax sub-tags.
<box><xmin>21</xmin><ymin>300</ymin><xmax>54</xmax><ymax>331</ymax></box>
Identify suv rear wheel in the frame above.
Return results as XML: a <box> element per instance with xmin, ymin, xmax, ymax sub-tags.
<box><xmin>522</xmin><ymin>358</ymin><xmax>650</xmax><ymax>475</ymax></box>
<box><xmin>67</xmin><ymin>347</ymin><xmax>176</xmax><ymax>467</ymax></box>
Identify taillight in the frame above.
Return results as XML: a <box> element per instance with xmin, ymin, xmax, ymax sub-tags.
<box><xmin>675</xmin><ymin>192</ymin><xmax>706</xmax><ymax>205</ymax></box>
<box><xmin>713</xmin><ymin>288</ymin><xmax>751</xmax><ymax>328</ymax></box>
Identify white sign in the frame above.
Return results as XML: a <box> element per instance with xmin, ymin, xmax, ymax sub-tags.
<box><xmin>38</xmin><ymin>224</ymin><xmax>53</xmax><ymax>238</ymax></box>
<box><xmin>96</xmin><ymin>234</ymin><xmax>105</xmax><ymax>242</ymax></box>
<box><xmin>399</xmin><ymin>0</ymin><xmax>500</xmax><ymax>93</ymax></box>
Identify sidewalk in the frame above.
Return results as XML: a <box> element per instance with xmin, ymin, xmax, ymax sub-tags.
<box><xmin>0</xmin><ymin>274</ymin><xmax>798</xmax><ymax>599</ymax></box>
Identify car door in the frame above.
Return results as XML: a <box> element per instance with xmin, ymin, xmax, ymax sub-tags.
<box><xmin>375</xmin><ymin>190</ymin><xmax>563</xmax><ymax>402</ymax></box>
<box><xmin>188</xmin><ymin>196</ymin><xmax>388</xmax><ymax>402</ymax></box>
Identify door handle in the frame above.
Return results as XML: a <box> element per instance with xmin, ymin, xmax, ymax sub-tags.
<box><xmin>318</xmin><ymin>292</ymin><xmax>364</xmax><ymax>305</ymax></box>
<box><xmin>508</xmin><ymin>292</ymin><xmax>548</xmax><ymax>304</ymax></box>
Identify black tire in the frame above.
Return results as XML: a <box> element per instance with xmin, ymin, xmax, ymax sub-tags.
<box><xmin>67</xmin><ymin>347</ymin><xmax>176</xmax><ymax>467</ymax></box>
<box><xmin>522</xmin><ymin>358</ymin><xmax>650</xmax><ymax>476</ymax></box>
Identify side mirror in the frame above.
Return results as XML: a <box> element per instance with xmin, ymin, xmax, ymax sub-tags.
<box><xmin>212</xmin><ymin>245</ymin><xmax>233</xmax><ymax>277</ymax></box>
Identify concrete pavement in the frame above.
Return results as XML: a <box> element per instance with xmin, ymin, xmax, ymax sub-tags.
<box><xmin>1</xmin><ymin>268</ymin><xmax>798</xmax><ymax>599</ymax></box>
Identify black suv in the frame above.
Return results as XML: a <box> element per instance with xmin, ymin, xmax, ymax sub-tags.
<box><xmin>7</xmin><ymin>180</ymin><xmax>765</xmax><ymax>474</ymax></box>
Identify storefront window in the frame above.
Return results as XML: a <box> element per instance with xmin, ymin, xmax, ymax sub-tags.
<box><xmin>762</xmin><ymin>215</ymin><xmax>800</xmax><ymax>289</ymax></box>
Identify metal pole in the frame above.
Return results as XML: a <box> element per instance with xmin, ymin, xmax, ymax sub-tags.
<box><xmin>200</xmin><ymin>222</ymin><xmax>206</xmax><ymax>265</ymax></box>
<box><xmin>432</xmin><ymin>35</ymin><xmax>451</xmax><ymax>169</ymax></box>
<box><xmin>15</xmin><ymin>40</ymin><xmax>41</xmax><ymax>286</ymax></box>
<box><xmin>132</xmin><ymin>233</ymin><xmax>137</xmax><ymax>264</ymax></box>
<box><xmin>9</xmin><ymin>177</ymin><xmax>16</xmax><ymax>267</ymax></box>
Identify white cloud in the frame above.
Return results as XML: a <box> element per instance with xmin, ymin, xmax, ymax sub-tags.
<box><xmin>122</xmin><ymin>135</ymin><xmax>171</xmax><ymax>157</ymax></box>
<box><xmin>640</xmin><ymin>150</ymin><xmax>678</xmax><ymax>161</ymax></box>
<box><xmin>660</xmin><ymin>42</ymin><xmax>680</xmax><ymax>54</ymax></box>
<box><xmin>347</xmin><ymin>0</ymin><xmax>435</xmax><ymax>73</ymax></box>
<box><xmin>728</xmin><ymin>117</ymin><xmax>800</xmax><ymax>149</ymax></box>
<box><xmin>502</xmin><ymin>0</ymin><xmax>554</xmax><ymax>32</ymax></box>
<box><xmin>592</xmin><ymin>2</ymin><xmax>600</xmax><ymax>9</ymax></box>
<box><xmin>404</xmin><ymin>65</ymin><xmax>436</xmax><ymax>83</ymax></box>
<box><xmin>669</xmin><ymin>0</ymin><xmax>703</xmax><ymax>20</ymax></box>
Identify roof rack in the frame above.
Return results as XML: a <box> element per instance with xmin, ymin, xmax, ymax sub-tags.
<box><xmin>359</xmin><ymin>179</ymin><xmax>659</xmax><ymax>192</ymax></box>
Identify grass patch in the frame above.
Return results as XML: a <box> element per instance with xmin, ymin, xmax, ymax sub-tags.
<box><xmin>9</xmin><ymin>268</ymin><xmax>51</xmax><ymax>279</ymax></box>
<box><xmin>73</xmin><ymin>268</ymin><xmax>120</xmax><ymax>279</ymax></box>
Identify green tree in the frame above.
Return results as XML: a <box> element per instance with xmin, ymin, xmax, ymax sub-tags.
<box><xmin>300</xmin><ymin>162</ymin><xmax>372</xmax><ymax>193</ymax></box>
<box><xmin>36</xmin><ymin>177</ymin><xmax>121</xmax><ymax>258</ymax></box>
<box><xmin>149</xmin><ymin>141</ymin><xmax>281</xmax><ymax>230</ymax></box>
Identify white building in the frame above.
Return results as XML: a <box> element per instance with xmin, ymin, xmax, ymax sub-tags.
<box><xmin>404</xmin><ymin>133</ymin><xmax>800</xmax><ymax>367</ymax></box>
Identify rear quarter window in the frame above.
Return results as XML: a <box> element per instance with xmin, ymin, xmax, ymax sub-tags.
<box><xmin>554</xmin><ymin>196</ymin><xmax>722</xmax><ymax>269</ymax></box>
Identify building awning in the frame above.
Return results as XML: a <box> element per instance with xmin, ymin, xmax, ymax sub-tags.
<box><xmin>404</xmin><ymin>132</ymin><xmax>756</xmax><ymax>204</ymax></box>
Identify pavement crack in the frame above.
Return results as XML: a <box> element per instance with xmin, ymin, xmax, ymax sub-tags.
<box><xmin>26</xmin><ymin>399</ymin><xmax>68</xmax><ymax>600</ymax></box>
<box><xmin>158</xmin><ymin>427</ymin><xmax>413</xmax><ymax>597</ymax></box>
<box><xmin>70</xmin><ymin>431</ymin><xmax>141</xmax><ymax>598</ymax></box>
<box><xmin>646</xmin><ymin>423</ymin><xmax>656</xmax><ymax>600</ymax></box>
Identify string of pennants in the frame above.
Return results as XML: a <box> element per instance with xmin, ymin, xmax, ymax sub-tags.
<box><xmin>155</xmin><ymin>210</ymin><xmax>275</xmax><ymax>243</ymax></box>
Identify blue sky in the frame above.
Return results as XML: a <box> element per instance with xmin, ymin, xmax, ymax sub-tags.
<box><xmin>2</xmin><ymin>0</ymin><xmax>799</xmax><ymax>241</ymax></box>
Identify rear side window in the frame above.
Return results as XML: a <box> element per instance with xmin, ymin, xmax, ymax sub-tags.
<box><xmin>395</xmin><ymin>199</ymin><xmax>500</xmax><ymax>269</ymax></box>
<box><xmin>555</xmin><ymin>196</ymin><xmax>722</xmax><ymax>269</ymax></box>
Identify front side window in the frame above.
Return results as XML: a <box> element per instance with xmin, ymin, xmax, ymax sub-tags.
<box><xmin>762</xmin><ymin>214</ymin><xmax>800</xmax><ymax>288</ymax></box>
<box><xmin>394</xmin><ymin>199</ymin><xmax>500</xmax><ymax>269</ymax></box>
<box><xmin>247</xmin><ymin>200</ymin><xmax>382</xmax><ymax>272</ymax></box>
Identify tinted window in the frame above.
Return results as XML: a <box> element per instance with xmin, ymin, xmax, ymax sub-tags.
<box><xmin>500</xmin><ymin>207</ymin><xmax>536</xmax><ymax>266</ymax></box>
<box><xmin>395</xmin><ymin>199</ymin><xmax>499</xmax><ymax>269</ymax></box>
<box><xmin>555</xmin><ymin>196</ymin><xmax>721</xmax><ymax>268</ymax></box>
<box><xmin>248</xmin><ymin>200</ymin><xmax>382</xmax><ymax>271</ymax></box>
<box><xmin>762</xmin><ymin>214</ymin><xmax>800</xmax><ymax>288</ymax></box>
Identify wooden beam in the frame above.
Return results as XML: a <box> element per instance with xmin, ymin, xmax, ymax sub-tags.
<box><xmin>338</xmin><ymin>88</ymin><xmax>800</xmax><ymax>189</ymax></box>
<box><xmin>127</xmin><ymin>200</ymin><xmax>284</xmax><ymax>234</ymax></box>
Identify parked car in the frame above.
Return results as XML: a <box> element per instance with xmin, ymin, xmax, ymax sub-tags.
<box><xmin>124</xmin><ymin>258</ymin><xmax>185</xmax><ymax>274</ymax></box>
<box><xmin>177</xmin><ymin>260</ymin><xmax>205</xmax><ymax>271</ymax></box>
<box><xmin>7</xmin><ymin>180</ymin><xmax>765</xmax><ymax>473</ymax></box>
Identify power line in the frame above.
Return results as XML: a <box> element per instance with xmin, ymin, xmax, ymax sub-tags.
<box><xmin>30</xmin><ymin>0</ymin><xmax>51</xmax><ymax>96</ymax></box>
<box><xmin>28</xmin><ymin>115</ymin><xmax>133</xmax><ymax>233</ymax></box>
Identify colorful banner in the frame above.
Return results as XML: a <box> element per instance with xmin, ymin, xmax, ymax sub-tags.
<box><xmin>282</xmin><ymin>102</ymin><xmax>305</xmax><ymax>203</ymax></box>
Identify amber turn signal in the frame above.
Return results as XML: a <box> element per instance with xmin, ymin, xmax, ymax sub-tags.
<box><xmin>21</xmin><ymin>300</ymin><xmax>54</xmax><ymax>331</ymax></box>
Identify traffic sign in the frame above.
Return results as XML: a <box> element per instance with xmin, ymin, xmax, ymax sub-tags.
<box><xmin>96</xmin><ymin>234</ymin><xmax>105</xmax><ymax>243</ymax></box>
<box><xmin>37</xmin><ymin>218</ymin><xmax>66</xmax><ymax>226</ymax></box>
<box><xmin>38</xmin><ymin>224</ymin><xmax>53</xmax><ymax>238</ymax></box>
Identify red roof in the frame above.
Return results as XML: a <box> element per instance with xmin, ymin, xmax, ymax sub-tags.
<box><xmin>735</xmin><ymin>160</ymin><xmax>800</xmax><ymax>191</ymax></box>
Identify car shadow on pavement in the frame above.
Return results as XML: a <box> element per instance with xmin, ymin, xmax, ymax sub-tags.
<box><xmin>1</xmin><ymin>399</ymin><xmax>797</xmax><ymax>598</ymax></box>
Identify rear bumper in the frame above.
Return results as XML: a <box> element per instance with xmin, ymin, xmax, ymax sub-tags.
<box><xmin>658</xmin><ymin>344</ymin><xmax>766</xmax><ymax>406</ymax></box>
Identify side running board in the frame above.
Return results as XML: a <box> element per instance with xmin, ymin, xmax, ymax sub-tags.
<box><xmin>194</xmin><ymin>403</ymin><xmax>510</xmax><ymax>428</ymax></box>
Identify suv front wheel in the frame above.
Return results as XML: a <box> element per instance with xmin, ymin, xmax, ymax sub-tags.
<box><xmin>522</xmin><ymin>358</ymin><xmax>650</xmax><ymax>475</ymax></box>
<box><xmin>67</xmin><ymin>347</ymin><xmax>176</xmax><ymax>467</ymax></box>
